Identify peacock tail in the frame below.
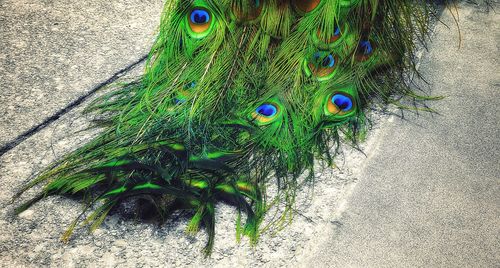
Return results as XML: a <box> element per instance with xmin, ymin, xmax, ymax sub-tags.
<box><xmin>16</xmin><ymin>0</ymin><xmax>442</xmax><ymax>255</ymax></box>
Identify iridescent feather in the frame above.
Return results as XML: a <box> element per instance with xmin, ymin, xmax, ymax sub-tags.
<box><xmin>16</xmin><ymin>0</ymin><xmax>449</xmax><ymax>255</ymax></box>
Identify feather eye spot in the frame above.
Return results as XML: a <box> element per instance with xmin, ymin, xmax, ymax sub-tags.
<box><xmin>326</xmin><ymin>93</ymin><xmax>356</xmax><ymax>117</ymax></box>
<box><xmin>185</xmin><ymin>81</ymin><xmax>197</xmax><ymax>89</ymax></box>
<box><xmin>316</xmin><ymin>25</ymin><xmax>342</xmax><ymax>44</ymax></box>
<box><xmin>332</xmin><ymin>94</ymin><xmax>353</xmax><ymax>111</ymax></box>
<box><xmin>293</xmin><ymin>0</ymin><xmax>321</xmax><ymax>13</ymax></box>
<box><xmin>356</xmin><ymin>40</ymin><xmax>376</xmax><ymax>61</ymax></box>
<box><xmin>190</xmin><ymin>9</ymin><xmax>210</xmax><ymax>24</ymax></box>
<box><xmin>334</xmin><ymin>26</ymin><xmax>341</xmax><ymax>36</ymax></box>
<box><xmin>252</xmin><ymin>103</ymin><xmax>281</xmax><ymax>125</ymax></box>
<box><xmin>187</xmin><ymin>8</ymin><xmax>213</xmax><ymax>38</ymax></box>
<box><xmin>173</xmin><ymin>81</ymin><xmax>196</xmax><ymax>105</ymax></box>
<box><xmin>304</xmin><ymin>52</ymin><xmax>338</xmax><ymax>80</ymax></box>
<box><xmin>360</xmin><ymin>40</ymin><xmax>373</xmax><ymax>55</ymax></box>
<box><xmin>321</xmin><ymin>54</ymin><xmax>335</xmax><ymax>68</ymax></box>
<box><xmin>256</xmin><ymin>104</ymin><xmax>277</xmax><ymax>117</ymax></box>
<box><xmin>233</xmin><ymin>0</ymin><xmax>263</xmax><ymax>21</ymax></box>
<box><xmin>314</xmin><ymin>24</ymin><xmax>349</xmax><ymax>48</ymax></box>
<box><xmin>174</xmin><ymin>98</ymin><xmax>186</xmax><ymax>105</ymax></box>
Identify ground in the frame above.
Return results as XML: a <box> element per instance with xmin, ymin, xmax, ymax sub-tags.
<box><xmin>0</xmin><ymin>1</ymin><xmax>498</xmax><ymax>267</ymax></box>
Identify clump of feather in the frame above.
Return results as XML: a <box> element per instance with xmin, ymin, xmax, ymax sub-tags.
<box><xmin>15</xmin><ymin>0</ymin><xmax>444</xmax><ymax>255</ymax></box>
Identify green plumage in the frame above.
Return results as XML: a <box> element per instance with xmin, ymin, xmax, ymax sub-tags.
<box><xmin>16</xmin><ymin>0</ymin><xmax>442</xmax><ymax>255</ymax></box>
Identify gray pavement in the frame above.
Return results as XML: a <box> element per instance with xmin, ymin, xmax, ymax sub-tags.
<box><xmin>0</xmin><ymin>0</ymin><xmax>163</xmax><ymax>147</ymax></box>
<box><xmin>0</xmin><ymin>1</ymin><xmax>498</xmax><ymax>268</ymax></box>
<box><xmin>303</xmin><ymin>4</ymin><xmax>500</xmax><ymax>267</ymax></box>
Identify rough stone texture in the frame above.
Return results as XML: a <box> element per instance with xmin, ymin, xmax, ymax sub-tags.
<box><xmin>0</xmin><ymin>0</ymin><xmax>163</xmax><ymax>147</ymax></box>
<box><xmin>0</xmin><ymin>67</ymin><xmax>374</xmax><ymax>266</ymax></box>
<box><xmin>0</xmin><ymin>1</ymin><xmax>499</xmax><ymax>268</ymax></box>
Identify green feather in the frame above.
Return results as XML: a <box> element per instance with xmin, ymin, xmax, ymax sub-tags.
<box><xmin>15</xmin><ymin>0</ymin><xmax>458</xmax><ymax>255</ymax></box>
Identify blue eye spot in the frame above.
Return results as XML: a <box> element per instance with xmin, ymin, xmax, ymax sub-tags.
<box><xmin>359</xmin><ymin>40</ymin><xmax>373</xmax><ymax>55</ymax></box>
<box><xmin>256</xmin><ymin>103</ymin><xmax>277</xmax><ymax>117</ymax></box>
<box><xmin>322</xmin><ymin>55</ymin><xmax>335</xmax><ymax>68</ymax></box>
<box><xmin>190</xmin><ymin>9</ymin><xmax>210</xmax><ymax>24</ymax></box>
<box><xmin>334</xmin><ymin>26</ymin><xmax>341</xmax><ymax>36</ymax></box>
<box><xmin>332</xmin><ymin>94</ymin><xmax>353</xmax><ymax>111</ymax></box>
<box><xmin>255</xmin><ymin>0</ymin><xmax>260</xmax><ymax>8</ymax></box>
<box><xmin>184</xmin><ymin>81</ymin><xmax>196</xmax><ymax>89</ymax></box>
<box><xmin>174</xmin><ymin>98</ymin><xmax>186</xmax><ymax>105</ymax></box>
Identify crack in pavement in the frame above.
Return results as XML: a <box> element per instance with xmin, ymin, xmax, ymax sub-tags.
<box><xmin>0</xmin><ymin>55</ymin><xmax>148</xmax><ymax>158</ymax></box>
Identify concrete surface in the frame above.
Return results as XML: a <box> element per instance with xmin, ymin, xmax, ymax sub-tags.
<box><xmin>0</xmin><ymin>1</ymin><xmax>498</xmax><ymax>268</ymax></box>
<box><xmin>0</xmin><ymin>0</ymin><xmax>163</xmax><ymax>147</ymax></box>
<box><xmin>0</xmin><ymin>75</ymin><xmax>368</xmax><ymax>267</ymax></box>
<box><xmin>303</xmin><ymin>3</ymin><xmax>500</xmax><ymax>267</ymax></box>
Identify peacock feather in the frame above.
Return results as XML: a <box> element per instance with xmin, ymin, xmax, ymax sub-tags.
<box><xmin>16</xmin><ymin>0</ymin><xmax>444</xmax><ymax>255</ymax></box>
